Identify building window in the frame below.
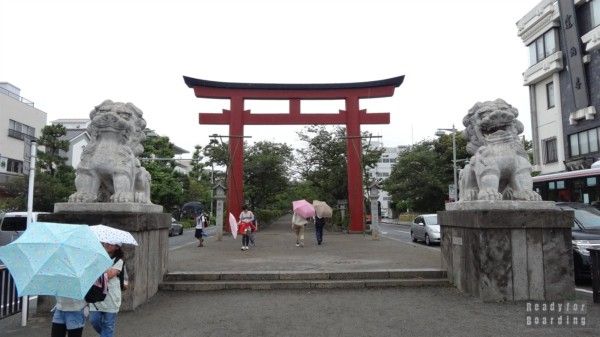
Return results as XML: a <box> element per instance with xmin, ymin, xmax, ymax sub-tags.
<box><xmin>546</xmin><ymin>82</ymin><xmax>555</xmax><ymax>108</ymax></box>
<box><xmin>6</xmin><ymin>158</ymin><xmax>23</xmax><ymax>173</ymax></box>
<box><xmin>542</xmin><ymin>138</ymin><xmax>558</xmax><ymax>163</ymax></box>
<box><xmin>528</xmin><ymin>29</ymin><xmax>557</xmax><ymax>65</ymax></box>
<box><xmin>569</xmin><ymin>128</ymin><xmax>600</xmax><ymax>156</ymax></box>
<box><xmin>8</xmin><ymin>119</ymin><xmax>35</xmax><ymax>140</ymax></box>
<box><xmin>592</xmin><ymin>0</ymin><xmax>600</xmax><ymax>28</ymax></box>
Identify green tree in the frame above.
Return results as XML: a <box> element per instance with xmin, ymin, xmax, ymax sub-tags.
<box><xmin>244</xmin><ymin>141</ymin><xmax>293</xmax><ymax>209</ymax></box>
<box><xmin>37</xmin><ymin>124</ymin><xmax>69</xmax><ymax>175</ymax></box>
<box><xmin>383</xmin><ymin>132</ymin><xmax>468</xmax><ymax>212</ymax></box>
<box><xmin>296</xmin><ymin>126</ymin><xmax>383</xmax><ymax>208</ymax></box>
<box><xmin>141</xmin><ymin>133</ymin><xmax>183</xmax><ymax>210</ymax></box>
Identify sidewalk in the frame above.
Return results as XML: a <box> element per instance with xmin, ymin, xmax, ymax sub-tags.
<box><xmin>1</xmin><ymin>214</ymin><xmax>597</xmax><ymax>336</ymax></box>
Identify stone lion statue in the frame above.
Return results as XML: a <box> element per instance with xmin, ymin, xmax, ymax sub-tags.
<box><xmin>69</xmin><ymin>100</ymin><xmax>152</xmax><ymax>203</ymax></box>
<box><xmin>459</xmin><ymin>99</ymin><xmax>541</xmax><ymax>201</ymax></box>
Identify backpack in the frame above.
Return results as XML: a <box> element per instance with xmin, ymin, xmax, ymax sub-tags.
<box><xmin>85</xmin><ymin>274</ymin><xmax>108</xmax><ymax>303</ymax></box>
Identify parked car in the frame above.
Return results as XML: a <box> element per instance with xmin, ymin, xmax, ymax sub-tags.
<box><xmin>1</xmin><ymin>212</ymin><xmax>51</xmax><ymax>247</ymax></box>
<box><xmin>169</xmin><ymin>217</ymin><xmax>184</xmax><ymax>237</ymax></box>
<box><xmin>555</xmin><ymin>202</ymin><xmax>600</xmax><ymax>282</ymax></box>
<box><xmin>410</xmin><ymin>214</ymin><xmax>440</xmax><ymax>246</ymax></box>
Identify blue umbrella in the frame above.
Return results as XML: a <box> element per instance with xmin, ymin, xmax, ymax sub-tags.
<box><xmin>0</xmin><ymin>222</ymin><xmax>113</xmax><ymax>300</ymax></box>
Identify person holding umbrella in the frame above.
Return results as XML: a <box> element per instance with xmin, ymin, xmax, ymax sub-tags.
<box><xmin>51</xmin><ymin>296</ymin><xmax>88</xmax><ymax>337</ymax></box>
<box><xmin>89</xmin><ymin>242</ymin><xmax>125</xmax><ymax>337</ymax></box>
<box><xmin>312</xmin><ymin>200</ymin><xmax>333</xmax><ymax>245</ymax></box>
<box><xmin>292</xmin><ymin>199</ymin><xmax>315</xmax><ymax>247</ymax></box>
<box><xmin>87</xmin><ymin>225</ymin><xmax>138</xmax><ymax>337</ymax></box>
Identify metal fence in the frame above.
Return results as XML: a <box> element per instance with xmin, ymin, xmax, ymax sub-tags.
<box><xmin>0</xmin><ymin>265</ymin><xmax>22</xmax><ymax>319</ymax></box>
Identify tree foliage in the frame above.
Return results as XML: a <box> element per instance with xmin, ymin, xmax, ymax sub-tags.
<box><xmin>141</xmin><ymin>134</ymin><xmax>183</xmax><ymax>211</ymax></box>
<box><xmin>295</xmin><ymin>126</ymin><xmax>383</xmax><ymax>208</ymax></box>
<box><xmin>37</xmin><ymin>124</ymin><xmax>69</xmax><ymax>175</ymax></box>
<box><xmin>383</xmin><ymin>132</ymin><xmax>468</xmax><ymax>213</ymax></box>
<box><xmin>244</xmin><ymin>141</ymin><xmax>293</xmax><ymax>210</ymax></box>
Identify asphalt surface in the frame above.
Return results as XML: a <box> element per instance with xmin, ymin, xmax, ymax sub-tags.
<box><xmin>1</xmin><ymin>215</ymin><xmax>598</xmax><ymax>336</ymax></box>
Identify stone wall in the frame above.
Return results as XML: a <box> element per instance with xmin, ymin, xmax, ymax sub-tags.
<box><xmin>439</xmin><ymin>208</ymin><xmax>575</xmax><ymax>302</ymax></box>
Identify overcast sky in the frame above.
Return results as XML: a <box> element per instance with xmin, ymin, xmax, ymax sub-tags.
<box><xmin>1</xmin><ymin>0</ymin><xmax>542</xmax><ymax>155</ymax></box>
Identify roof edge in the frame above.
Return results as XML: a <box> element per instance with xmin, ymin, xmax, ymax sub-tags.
<box><xmin>183</xmin><ymin>75</ymin><xmax>404</xmax><ymax>90</ymax></box>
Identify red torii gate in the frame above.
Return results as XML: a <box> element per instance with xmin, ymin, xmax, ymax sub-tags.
<box><xmin>184</xmin><ymin>75</ymin><xmax>404</xmax><ymax>233</ymax></box>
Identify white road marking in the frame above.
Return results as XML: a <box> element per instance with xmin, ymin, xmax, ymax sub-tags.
<box><xmin>382</xmin><ymin>235</ymin><xmax>440</xmax><ymax>252</ymax></box>
<box><xmin>575</xmin><ymin>288</ymin><xmax>593</xmax><ymax>294</ymax></box>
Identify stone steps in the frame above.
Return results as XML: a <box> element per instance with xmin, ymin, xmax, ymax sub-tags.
<box><xmin>159</xmin><ymin>269</ymin><xmax>449</xmax><ymax>291</ymax></box>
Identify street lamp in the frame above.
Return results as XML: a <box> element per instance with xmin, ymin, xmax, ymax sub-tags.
<box><xmin>435</xmin><ymin>125</ymin><xmax>458</xmax><ymax>201</ymax></box>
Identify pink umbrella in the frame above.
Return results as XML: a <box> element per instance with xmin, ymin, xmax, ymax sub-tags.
<box><xmin>228</xmin><ymin>213</ymin><xmax>238</xmax><ymax>239</ymax></box>
<box><xmin>292</xmin><ymin>199</ymin><xmax>316</xmax><ymax>218</ymax></box>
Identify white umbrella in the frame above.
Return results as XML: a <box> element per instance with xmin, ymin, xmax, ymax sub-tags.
<box><xmin>90</xmin><ymin>225</ymin><xmax>138</xmax><ymax>246</ymax></box>
<box><xmin>229</xmin><ymin>213</ymin><xmax>238</xmax><ymax>239</ymax></box>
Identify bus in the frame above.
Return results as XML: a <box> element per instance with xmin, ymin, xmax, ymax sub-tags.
<box><xmin>532</xmin><ymin>167</ymin><xmax>600</xmax><ymax>204</ymax></box>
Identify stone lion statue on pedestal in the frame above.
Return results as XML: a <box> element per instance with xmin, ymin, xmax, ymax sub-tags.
<box><xmin>459</xmin><ymin>99</ymin><xmax>541</xmax><ymax>201</ymax></box>
<box><xmin>69</xmin><ymin>100</ymin><xmax>152</xmax><ymax>203</ymax></box>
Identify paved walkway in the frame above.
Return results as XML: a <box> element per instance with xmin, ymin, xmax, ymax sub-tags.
<box><xmin>168</xmin><ymin>214</ymin><xmax>441</xmax><ymax>272</ymax></box>
<box><xmin>1</xmin><ymin>215</ymin><xmax>598</xmax><ymax>336</ymax></box>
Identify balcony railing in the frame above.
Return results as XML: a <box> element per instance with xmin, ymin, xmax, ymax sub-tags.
<box><xmin>0</xmin><ymin>87</ymin><xmax>34</xmax><ymax>106</ymax></box>
<box><xmin>0</xmin><ymin>265</ymin><xmax>22</xmax><ymax>320</ymax></box>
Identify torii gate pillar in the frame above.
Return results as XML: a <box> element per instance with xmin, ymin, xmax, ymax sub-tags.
<box><xmin>184</xmin><ymin>76</ymin><xmax>404</xmax><ymax>233</ymax></box>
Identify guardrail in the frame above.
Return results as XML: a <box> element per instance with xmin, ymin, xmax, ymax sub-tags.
<box><xmin>590</xmin><ymin>248</ymin><xmax>600</xmax><ymax>304</ymax></box>
<box><xmin>0</xmin><ymin>265</ymin><xmax>22</xmax><ymax>319</ymax></box>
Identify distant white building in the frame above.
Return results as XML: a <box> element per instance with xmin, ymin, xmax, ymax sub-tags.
<box><xmin>0</xmin><ymin>82</ymin><xmax>47</xmax><ymax>188</ymax></box>
<box><xmin>368</xmin><ymin>143</ymin><xmax>409</xmax><ymax>218</ymax></box>
<box><xmin>51</xmin><ymin>119</ymin><xmax>91</xmax><ymax>169</ymax></box>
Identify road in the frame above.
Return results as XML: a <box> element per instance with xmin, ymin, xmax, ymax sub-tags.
<box><xmin>168</xmin><ymin>226</ymin><xmax>216</xmax><ymax>250</ymax></box>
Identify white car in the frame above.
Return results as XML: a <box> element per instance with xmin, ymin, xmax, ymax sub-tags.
<box><xmin>0</xmin><ymin>212</ymin><xmax>51</xmax><ymax>247</ymax></box>
<box><xmin>410</xmin><ymin>214</ymin><xmax>440</xmax><ymax>246</ymax></box>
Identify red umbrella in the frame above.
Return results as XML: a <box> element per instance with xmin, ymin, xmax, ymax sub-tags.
<box><xmin>292</xmin><ymin>199</ymin><xmax>316</xmax><ymax>218</ymax></box>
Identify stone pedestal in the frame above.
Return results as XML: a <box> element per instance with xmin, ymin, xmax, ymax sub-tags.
<box><xmin>38</xmin><ymin>203</ymin><xmax>170</xmax><ymax>311</ymax></box>
<box><xmin>439</xmin><ymin>202</ymin><xmax>575</xmax><ymax>302</ymax></box>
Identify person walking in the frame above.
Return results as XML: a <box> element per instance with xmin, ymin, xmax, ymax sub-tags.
<box><xmin>195</xmin><ymin>212</ymin><xmax>207</xmax><ymax>247</ymax></box>
<box><xmin>314</xmin><ymin>215</ymin><xmax>326</xmax><ymax>245</ymax></box>
<box><xmin>292</xmin><ymin>212</ymin><xmax>308</xmax><ymax>247</ymax></box>
<box><xmin>89</xmin><ymin>242</ymin><xmax>125</xmax><ymax>337</ymax></box>
<box><xmin>238</xmin><ymin>205</ymin><xmax>255</xmax><ymax>251</ymax></box>
<box><xmin>51</xmin><ymin>296</ymin><xmax>87</xmax><ymax>337</ymax></box>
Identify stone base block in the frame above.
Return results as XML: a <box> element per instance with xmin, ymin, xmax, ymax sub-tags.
<box><xmin>438</xmin><ymin>208</ymin><xmax>575</xmax><ymax>302</ymax></box>
<box><xmin>38</xmin><ymin>211</ymin><xmax>170</xmax><ymax>311</ymax></box>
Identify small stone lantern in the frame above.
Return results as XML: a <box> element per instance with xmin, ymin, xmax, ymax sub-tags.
<box><xmin>368</xmin><ymin>182</ymin><xmax>380</xmax><ymax>240</ymax></box>
<box><xmin>213</xmin><ymin>183</ymin><xmax>226</xmax><ymax>241</ymax></box>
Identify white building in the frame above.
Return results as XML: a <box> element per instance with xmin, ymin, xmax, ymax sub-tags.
<box><xmin>51</xmin><ymin>119</ymin><xmax>91</xmax><ymax>169</ymax></box>
<box><xmin>368</xmin><ymin>143</ymin><xmax>409</xmax><ymax>218</ymax></box>
<box><xmin>0</xmin><ymin>82</ymin><xmax>47</xmax><ymax>187</ymax></box>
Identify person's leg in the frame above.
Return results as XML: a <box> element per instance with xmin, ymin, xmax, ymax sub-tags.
<box><xmin>62</xmin><ymin>310</ymin><xmax>86</xmax><ymax>337</ymax></box>
<box><xmin>98</xmin><ymin>312</ymin><xmax>118</xmax><ymax>337</ymax></box>
<box><xmin>316</xmin><ymin>224</ymin><xmax>323</xmax><ymax>244</ymax></box>
<box><xmin>299</xmin><ymin>225</ymin><xmax>305</xmax><ymax>247</ymax></box>
<box><xmin>51</xmin><ymin>323</ymin><xmax>67</xmax><ymax>337</ymax></box>
<box><xmin>293</xmin><ymin>225</ymin><xmax>300</xmax><ymax>246</ymax></box>
<box><xmin>90</xmin><ymin>311</ymin><xmax>103</xmax><ymax>334</ymax></box>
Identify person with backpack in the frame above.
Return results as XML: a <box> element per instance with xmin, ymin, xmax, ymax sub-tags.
<box><xmin>89</xmin><ymin>242</ymin><xmax>126</xmax><ymax>337</ymax></box>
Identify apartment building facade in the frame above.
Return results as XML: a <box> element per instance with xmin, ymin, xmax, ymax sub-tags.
<box><xmin>0</xmin><ymin>83</ymin><xmax>47</xmax><ymax>186</ymax></box>
<box><xmin>517</xmin><ymin>0</ymin><xmax>600</xmax><ymax>174</ymax></box>
<box><xmin>368</xmin><ymin>143</ymin><xmax>408</xmax><ymax>218</ymax></box>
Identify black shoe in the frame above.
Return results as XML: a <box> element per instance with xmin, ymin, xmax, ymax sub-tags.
<box><xmin>318</xmin><ymin>241</ymin><xmax>322</xmax><ymax>245</ymax></box>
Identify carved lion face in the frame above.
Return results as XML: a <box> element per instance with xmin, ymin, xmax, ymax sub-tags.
<box><xmin>88</xmin><ymin>100</ymin><xmax>146</xmax><ymax>154</ymax></box>
<box><xmin>462</xmin><ymin>99</ymin><xmax>524</xmax><ymax>154</ymax></box>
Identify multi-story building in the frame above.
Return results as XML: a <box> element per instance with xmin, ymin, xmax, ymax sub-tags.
<box><xmin>368</xmin><ymin>143</ymin><xmax>409</xmax><ymax>218</ymax></box>
<box><xmin>0</xmin><ymin>82</ymin><xmax>47</xmax><ymax>187</ymax></box>
<box><xmin>517</xmin><ymin>0</ymin><xmax>600</xmax><ymax>175</ymax></box>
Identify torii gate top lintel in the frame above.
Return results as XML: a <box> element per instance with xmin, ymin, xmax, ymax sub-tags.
<box><xmin>183</xmin><ymin>75</ymin><xmax>404</xmax><ymax>99</ymax></box>
<box><xmin>184</xmin><ymin>75</ymin><xmax>404</xmax><ymax>233</ymax></box>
